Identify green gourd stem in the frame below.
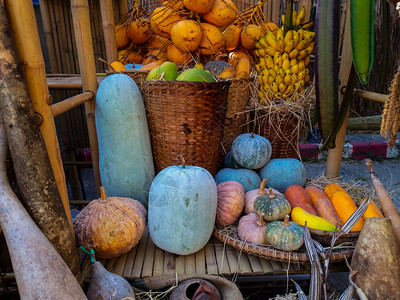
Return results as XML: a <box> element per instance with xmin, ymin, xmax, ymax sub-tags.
<box><xmin>268</xmin><ymin>188</ymin><xmax>276</xmax><ymax>199</ymax></box>
<box><xmin>100</xmin><ymin>186</ymin><xmax>108</xmax><ymax>202</ymax></box>
<box><xmin>258</xmin><ymin>179</ymin><xmax>267</xmax><ymax>195</ymax></box>
<box><xmin>281</xmin><ymin>215</ymin><xmax>290</xmax><ymax>227</ymax></box>
<box><xmin>256</xmin><ymin>213</ymin><xmax>266</xmax><ymax>226</ymax></box>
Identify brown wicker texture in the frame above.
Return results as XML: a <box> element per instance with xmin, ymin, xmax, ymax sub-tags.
<box><xmin>222</xmin><ymin>77</ymin><xmax>254</xmax><ymax>153</ymax></box>
<box><xmin>142</xmin><ymin>80</ymin><xmax>231</xmax><ymax>175</ymax></box>
<box><xmin>257</xmin><ymin>109</ymin><xmax>301</xmax><ymax>160</ymax></box>
<box><xmin>213</xmin><ymin>226</ymin><xmax>355</xmax><ymax>264</ymax></box>
<box><xmin>308</xmin><ymin>228</ymin><xmax>360</xmax><ymax>245</ymax></box>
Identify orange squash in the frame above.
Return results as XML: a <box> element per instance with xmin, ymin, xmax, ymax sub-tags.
<box><xmin>285</xmin><ymin>185</ymin><xmax>318</xmax><ymax>216</ymax></box>
<box><xmin>73</xmin><ymin>187</ymin><xmax>147</xmax><ymax>259</ymax></box>
<box><xmin>201</xmin><ymin>0</ymin><xmax>237</xmax><ymax>28</ymax></box>
<box><xmin>330</xmin><ymin>190</ymin><xmax>364</xmax><ymax>231</ymax></box>
<box><xmin>305</xmin><ymin>186</ymin><xmax>343</xmax><ymax>228</ymax></box>
<box><xmin>362</xmin><ymin>199</ymin><xmax>384</xmax><ymax>219</ymax></box>
<box><xmin>115</xmin><ymin>24</ymin><xmax>130</xmax><ymax>49</ymax></box>
<box><xmin>223</xmin><ymin>24</ymin><xmax>241</xmax><ymax>50</ymax></box>
<box><xmin>171</xmin><ymin>20</ymin><xmax>203</xmax><ymax>52</ymax></box>
<box><xmin>240</xmin><ymin>24</ymin><xmax>264</xmax><ymax>50</ymax></box>
<box><xmin>127</xmin><ymin>18</ymin><xmax>153</xmax><ymax>45</ymax></box>
<box><xmin>198</xmin><ymin>22</ymin><xmax>224</xmax><ymax>55</ymax></box>
<box><xmin>324</xmin><ymin>183</ymin><xmax>345</xmax><ymax>199</ymax></box>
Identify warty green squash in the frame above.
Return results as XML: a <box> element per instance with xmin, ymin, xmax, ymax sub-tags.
<box><xmin>265</xmin><ymin>215</ymin><xmax>304</xmax><ymax>251</ymax></box>
<box><xmin>254</xmin><ymin>188</ymin><xmax>291</xmax><ymax>221</ymax></box>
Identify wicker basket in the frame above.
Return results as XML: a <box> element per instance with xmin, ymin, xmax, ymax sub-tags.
<box><xmin>106</xmin><ymin>70</ymin><xmax>150</xmax><ymax>92</ymax></box>
<box><xmin>142</xmin><ymin>80</ymin><xmax>231</xmax><ymax>175</ymax></box>
<box><xmin>213</xmin><ymin>225</ymin><xmax>355</xmax><ymax>263</ymax></box>
<box><xmin>221</xmin><ymin>77</ymin><xmax>254</xmax><ymax>153</ymax></box>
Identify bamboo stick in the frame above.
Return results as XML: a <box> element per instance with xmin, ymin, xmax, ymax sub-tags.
<box><xmin>119</xmin><ymin>0</ymin><xmax>129</xmax><ymax>17</ymax></box>
<box><xmin>353</xmin><ymin>89</ymin><xmax>388</xmax><ymax>103</ymax></box>
<box><xmin>5</xmin><ymin>0</ymin><xmax>73</xmax><ymax>231</ymax></box>
<box><xmin>52</xmin><ymin>91</ymin><xmax>94</xmax><ymax>117</ymax></box>
<box><xmin>325</xmin><ymin>0</ymin><xmax>352</xmax><ymax>178</ymax></box>
<box><xmin>99</xmin><ymin>0</ymin><xmax>119</xmax><ymax>63</ymax></box>
<box><xmin>347</xmin><ymin>115</ymin><xmax>382</xmax><ymax>131</ymax></box>
<box><xmin>38</xmin><ymin>0</ymin><xmax>58</xmax><ymax>73</ymax></box>
<box><xmin>71</xmin><ymin>0</ymin><xmax>101</xmax><ymax>196</ymax></box>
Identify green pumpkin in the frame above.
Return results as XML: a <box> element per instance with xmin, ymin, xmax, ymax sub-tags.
<box><xmin>254</xmin><ymin>188</ymin><xmax>291</xmax><ymax>221</ymax></box>
<box><xmin>265</xmin><ymin>215</ymin><xmax>304</xmax><ymax>251</ymax></box>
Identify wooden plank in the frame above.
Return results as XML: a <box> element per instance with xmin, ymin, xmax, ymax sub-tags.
<box><xmin>204</xmin><ymin>244</ymin><xmax>218</xmax><ymax>275</ymax></box>
<box><xmin>141</xmin><ymin>235</ymin><xmax>156</xmax><ymax>278</ymax></box>
<box><xmin>113</xmin><ymin>252</ymin><xmax>128</xmax><ymax>276</ymax></box>
<box><xmin>185</xmin><ymin>254</ymin><xmax>196</xmax><ymax>275</ymax></box>
<box><xmin>224</xmin><ymin>245</ymin><xmax>239</xmax><ymax>275</ymax></box>
<box><xmin>247</xmin><ymin>255</ymin><xmax>264</xmax><ymax>275</ymax></box>
<box><xmin>131</xmin><ymin>227</ymin><xmax>149</xmax><ymax>279</ymax></box>
<box><xmin>163</xmin><ymin>251</ymin><xmax>176</xmax><ymax>276</ymax></box>
<box><xmin>122</xmin><ymin>246</ymin><xmax>138</xmax><ymax>278</ymax></box>
<box><xmin>175</xmin><ymin>255</ymin><xmax>186</xmax><ymax>275</ymax></box>
<box><xmin>195</xmin><ymin>248</ymin><xmax>206</xmax><ymax>274</ymax></box>
<box><xmin>235</xmin><ymin>250</ymin><xmax>252</xmax><ymax>275</ymax></box>
<box><xmin>259</xmin><ymin>257</ymin><xmax>275</xmax><ymax>274</ymax></box>
<box><xmin>215</xmin><ymin>244</ymin><xmax>231</xmax><ymax>276</ymax></box>
<box><xmin>104</xmin><ymin>257</ymin><xmax>117</xmax><ymax>272</ymax></box>
<box><xmin>153</xmin><ymin>247</ymin><xmax>164</xmax><ymax>277</ymax></box>
<box><xmin>270</xmin><ymin>260</ymin><xmax>285</xmax><ymax>273</ymax></box>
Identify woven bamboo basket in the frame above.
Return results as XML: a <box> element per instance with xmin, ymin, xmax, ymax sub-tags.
<box><xmin>213</xmin><ymin>225</ymin><xmax>355</xmax><ymax>264</ymax></box>
<box><xmin>107</xmin><ymin>70</ymin><xmax>149</xmax><ymax>92</ymax></box>
<box><xmin>221</xmin><ymin>77</ymin><xmax>254</xmax><ymax>153</ymax></box>
<box><xmin>142</xmin><ymin>80</ymin><xmax>230</xmax><ymax>175</ymax></box>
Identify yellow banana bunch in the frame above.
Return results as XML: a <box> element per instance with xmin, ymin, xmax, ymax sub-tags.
<box><xmin>254</xmin><ymin>15</ymin><xmax>314</xmax><ymax>102</ymax></box>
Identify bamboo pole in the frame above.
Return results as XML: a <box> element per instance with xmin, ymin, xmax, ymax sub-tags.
<box><xmin>71</xmin><ymin>0</ymin><xmax>101</xmax><ymax>196</ymax></box>
<box><xmin>38</xmin><ymin>0</ymin><xmax>58</xmax><ymax>73</ymax></box>
<box><xmin>353</xmin><ymin>89</ymin><xmax>388</xmax><ymax>103</ymax></box>
<box><xmin>99</xmin><ymin>0</ymin><xmax>118</xmax><ymax>63</ymax></box>
<box><xmin>52</xmin><ymin>91</ymin><xmax>94</xmax><ymax>117</ymax></box>
<box><xmin>5</xmin><ymin>0</ymin><xmax>73</xmax><ymax>231</ymax></box>
<box><xmin>347</xmin><ymin>115</ymin><xmax>382</xmax><ymax>131</ymax></box>
<box><xmin>325</xmin><ymin>0</ymin><xmax>352</xmax><ymax>178</ymax></box>
<box><xmin>119</xmin><ymin>0</ymin><xmax>129</xmax><ymax>17</ymax></box>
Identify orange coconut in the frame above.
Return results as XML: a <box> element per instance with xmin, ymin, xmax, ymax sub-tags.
<box><xmin>167</xmin><ymin>44</ymin><xmax>193</xmax><ymax>65</ymax></box>
<box><xmin>228</xmin><ymin>50</ymin><xmax>251</xmax><ymax>67</ymax></box>
<box><xmin>142</xmin><ymin>49</ymin><xmax>167</xmax><ymax>65</ymax></box>
<box><xmin>146</xmin><ymin>35</ymin><xmax>170</xmax><ymax>50</ymax></box>
<box><xmin>115</xmin><ymin>24</ymin><xmax>130</xmax><ymax>49</ymax></box>
<box><xmin>118</xmin><ymin>49</ymin><xmax>143</xmax><ymax>64</ymax></box>
<box><xmin>198</xmin><ymin>22</ymin><xmax>224</xmax><ymax>55</ymax></box>
<box><xmin>110</xmin><ymin>61</ymin><xmax>126</xmax><ymax>71</ymax></box>
<box><xmin>201</xmin><ymin>0</ymin><xmax>237</xmax><ymax>28</ymax></box>
<box><xmin>150</xmin><ymin>7</ymin><xmax>183</xmax><ymax>39</ymax></box>
<box><xmin>240</xmin><ymin>24</ymin><xmax>264</xmax><ymax>50</ymax></box>
<box><xmin>127</xmin><ymin>18</ymin><xmax>153</xmax><ymax>45</ymax></box>
<box><xmin>223</xmin><ymin>24</ymin><xmax>241</xmax><ymax>50</ymax></box>
<box><xmin>171</xmin><ymin>20</ymin><xmax>203</xmax><ymax>52</ymax></box>
<box><xmin>184</xmin><ymin>0</ymin><xmax>215</xmax><ymax>14</ymax></box>
<box><xmin>163</xmin><ymin>0</ymin><xmax>185</xmax><ymax>11</ymax></box>
<box><xmin>260</xmin><ymin>22</ymin><xmax>279</xmax><ymax>35</ymax></box>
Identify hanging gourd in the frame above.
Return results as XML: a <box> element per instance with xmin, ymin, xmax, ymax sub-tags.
<box><xmin>95</xmin><ymin>74</ymin><xmax>155</xmax><ymax>207</ymax></box>
<box><xmin>265</xmin><ymin>215</ymin><xmax>304</xmax><ymax>251</ymax></box>
<box><xmin>237</xmin><ymin>213</ymin><xmax>268</xmax><ymax>244</ymax></box>
<box><xmin>231</xmin><ymin>133</ymin><xmax>272</xmax><ymax>169</ymax></box>
<box><xmin>216</xmin><ymin>181</ymin><xmax>245</xmax><ymax>227</ymax></box>
<box><xmin>148</xmin><ymin>159</ymin><xmax>217</xmax><ymax>255</ymax></box>
<box><xmin>74</xmin><ymin>187</ymin><xmax>147</xmax><ymax>259</ymax></box>
<box><xmin>254</xmin><ymin>188</ymin><xmax>291</xmax><ymax>221</ymax></box>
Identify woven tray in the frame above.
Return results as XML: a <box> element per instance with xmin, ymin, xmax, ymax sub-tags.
<box><xmin>142</xmin><ymin>80</ymin><xmax>230</xmax><ymax>175</ymax></box>
<box><xmin>213</xmin><ymin>225</ymin><xmax>356</xmax><ymax>264</ymax></box>
<box><xmin>308</xmin><ymin>228</ymin><xmax>360</xmax><ymax>245</ymax></box>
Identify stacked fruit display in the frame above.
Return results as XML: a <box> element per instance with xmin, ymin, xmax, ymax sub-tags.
<box><xmin>254</xmin><ymin>6</ymin><xmax>315</xmax><ymax>102</ymax></box>
<box><xmin>113</xmin><ymin>0</ymin><xmax>277</xmax><ymax>79</ymax></box>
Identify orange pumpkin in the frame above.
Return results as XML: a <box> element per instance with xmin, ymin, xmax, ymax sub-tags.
<box><xmin>240</xmin><ymin>24</ymin><xmax>264</xmax><ymax>50</ymax></box>
<box><xmin>201</xmin><ymin>0</ymin><xmax>237</xmax><ymax>28</ymax></box>
<box><xmin>184</xmin><ymin>0</ymin><xmax>215</xmax><ymax>13</ymax></box>
<box><xmin>127</xmin><ymin>18</ymin><xmax>153</xmax><ymax>45</ymax></box>
<box><xmin>198</xmin><ymin>22</ymin><xmax>224</xmax><ymax>55</ymax></box>
<box><xmin>167</xmin><ymin>44</ymin><xmax>193</xmax><ymax>65</ymax></box>
<box><xmin>171</xmin><ymin>20</ymin><xmax>203</xmax><ymax>52</ymax></box>
<box><xmin>73</xmin><ymin>187</ymin><xmax>147</xmax><ymax>259</ymax></box>
<box><xmin>115</xmin><ymin>24</ymin><xmax>130</xmax><ymax>49</ymax></box>
<box><xmin>150</xmin><ymin>7</ymin><xmax>183</xmax><ymax>39</ymax></box>
<box><xmin>223</xmin><ymin>24</ymin><xmax>241</xmax><ymax>50</ymax></box>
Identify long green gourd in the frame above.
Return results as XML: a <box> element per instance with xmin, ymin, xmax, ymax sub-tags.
<box><xmin>314</xmin><ymin>0</ymin><xmax>340</xmax><ymax>148</ymax></box>
<box><xmin>96</xmin><ymin>74</ymin><xmax>155</xmax><ymax>207</ymax></box>
<box><xmin>350</xmin><ymin>0</ymin><xmax>375</xmax><ymax>86</ymax></box>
